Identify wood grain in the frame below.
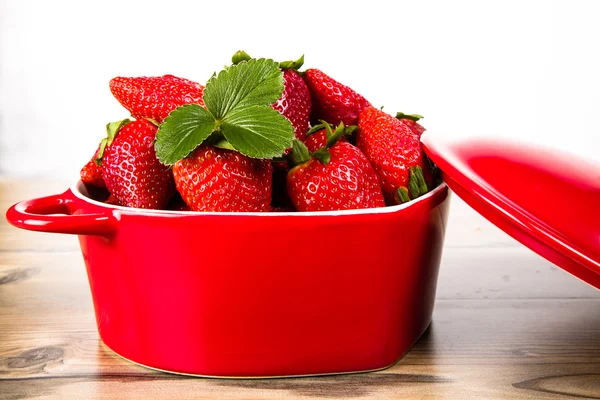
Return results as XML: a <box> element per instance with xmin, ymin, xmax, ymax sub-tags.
<box><xmin>1</xmin><ymin>177</ymin><xmax>599</xmax><ymax>399</ymax></box>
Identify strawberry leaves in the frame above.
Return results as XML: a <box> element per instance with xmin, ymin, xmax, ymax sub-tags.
<box><xmin>154</xmin><ymin>105</ymin><xmax>215</xmax><ymax>165</ymax></box>
<box><xmin>221</xmin><ymin>106</ymin><xmax>294</xmax><ymax>158</ymax></box>
<box><xmin>204</xmin><ymin>58</ymin><xmax>284</xmax><ymax>118</ymax></box>
<box><xmin>155</xmin><ymin>58</ymin><xmax>294</xmax><ymax>165</ymax></box>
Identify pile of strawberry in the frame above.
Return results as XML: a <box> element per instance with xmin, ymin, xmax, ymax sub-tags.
<box><xmin>80</xmin><ymin>51</ymin><xmax>435</xmax><ymax>212</ymax></box>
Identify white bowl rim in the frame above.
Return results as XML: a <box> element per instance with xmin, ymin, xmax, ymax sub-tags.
<box><xmin>71</xmin><ymin>180</ymin><xmax>447</xmax><ymax>218</ymax></box>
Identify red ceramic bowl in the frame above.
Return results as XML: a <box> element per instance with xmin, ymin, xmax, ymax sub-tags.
<box><xmin>6</xmin><ymin>181</ymin><xmax>450</xmax><ymax>377</ymax></box>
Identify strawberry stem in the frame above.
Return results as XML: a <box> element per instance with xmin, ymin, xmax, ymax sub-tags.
<box><xmin>396</xmin><ymin>112</ymin><xmax>423</xmax><ymax>122</ymax></box>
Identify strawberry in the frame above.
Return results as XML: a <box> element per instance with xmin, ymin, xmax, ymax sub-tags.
<box><xmin>273</xmin><ymin>69</ymin><xmax>312</xmax><ymax>141</ymax></box>
<box><xmin>101</xmin><ymin>119</ymin><xmax>175</xmax><ymax>209</ymax></box>
<box><xmin>109</xmin><ymin>75</ymin><xmax>205</xmax><ymax>123</ymax></box>
<box><xmin>396</xmin><ymin>112</ymin><xmax>426</xmax><ymax>137</ymax></box>
<box><xmin>104</xmin><ymin>194</ymin><xmax>121</xmax><ymax>206</ymax></box>
<box><xmin>80</xmin><ymin>154</ymin><xmax>105</xmax><ymax>188</ymax></box>
<box><xmin>303</xmin><ymin>68</ymin><xmax>371</xmax><ymax>126</ymax></box>
<box><xmin>287</xmin><ymin>124</ymin><xmax>385</xmax><ymax>212</ymax></box>
<box><xmin>173</xmin><ymin>145</ymin><xmax>273</xmax><ymax>212</ymax></box>
<box><xmin>269</xmin><ymin>67</ymin><xmax>312</xmax><ymax>207</ymax></box>
<box><xmin>357</xmin><ymin>107</ymin><xmax>431</xmax><ymax>204</ymax></box>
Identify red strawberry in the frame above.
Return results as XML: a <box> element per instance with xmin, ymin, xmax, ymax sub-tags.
<box><xmin>270</xmin><ymin>67</ymin><xmax>312</xmax><ymax>205</ymax></box>
<box><xmin>173</xmin><ymin>145</ymin><xmax>273</xmax><ymax>212</ymax></box>
<box><xmin>101</xmin><ymin>119</ymin><xmax>175</xmax><ymax>209</ymax></box>
<box><xmin>273</xmin><ymin>69</ymin><xmax>312</xmax><ymax>141</ymax></box>
<box><xmin>104</xmin><ymin>194</ymin><xmax>121</xmax><ymax>206</ymax></box>
<box><xmin>287</xmin><ymin>131</ymin><xmax>385</xmax><ymax>211</ymax></box>
<box><xmin>80</xmin><ymin>154</ymin><xmax>105</xmax><ymax>188</ymax></box>
<box><xmin>303</xmin><ymin>69</ymin><xmax>371</xmax><ymax>126</ymax></box>
<box><xmin>396</xmin><ymin>112</ymin><xmax>426</xmax><ymax>137</ymax></box>
<box><xmin>357</xmin><ymin>107</ymin><xmax>431</xmax><ymax>204</ymax></box>
<box><xmin>109</xmin><ymin>75</ymin><xmax>205</xmax><ymax>123</ymax></box>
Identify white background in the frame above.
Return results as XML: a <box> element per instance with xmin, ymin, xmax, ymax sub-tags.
<box><xmin>0</xmin><ymin>0</ymin><xmax>598</xmax><ymax>178</ymax></box>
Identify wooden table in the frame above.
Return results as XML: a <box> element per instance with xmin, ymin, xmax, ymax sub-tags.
<box><xmin>1</xmin><ymin>178</ymin><xmax>599</xmax><ymax>399</ymax></box>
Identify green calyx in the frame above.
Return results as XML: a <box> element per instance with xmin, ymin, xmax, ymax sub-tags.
<box><xmin>154</xmin><ymin>58</ymin><xmax>294</xmax><ymax>165</ymax></box>
<box><xmin>231</xmin><ymin>50</ymin><xmax>251</xmax><ymax>65</ymax></box>
<box><xmin>94</xmin><ymin>118</ymin><xmax>131</xmax><ymax>165</ymax></box>
<box><xmin>291</xmin><ymin>121</ymin><xmax>356</xmax><ymax>167</ymax></box>
<box><xmin>305</xmin><ymin>123</ymin><xmax>326</xmax><ymax>137</ymax></box>
<box><xmin>323</xmin><ymin>121</ymin><xmax>346</xmax><ymax>148</ymax></box>
<box><xmin>307</xmin><ymin>120</ymin><xmax>357</xmax><ymax>144</ymax></box>
<box><xmin>312</xmin><ymin>148</ymin><xmax>331</xmax><ymax>165</ymax></box>
<box><xmin>278</xmin><ymin>55</ymin><xmax>305</xmax><ymax>71</ymax></box>
<box><xmin>395</xmin><ymin>166</ymin><xmax>429</xmax><ymax>204</ymax></box>
<box><xmin>289</xmin><ymin>138</ymin><xmax>332</xmax><ymax>166</ymax></box>
<box><xmin>396</xmin><ymin>112</ymin><xmax>423</xmax><ymax>122</ymax></box>
<box><xmin>232</xmin><ymin>51</ymin><xmax>305</xmax><ymax>72</ymax></box>
<box><xmin>291</xmin><ymin>138</ymin><xmax>311</xmax><ymax>165</ymax></box>
<box><xmin>408</xmin><ymin>166</ymin><xmax>429</xmax><ymax>199</ymax></box>
<box><xmin>395</xmin><ymin>187</ymin><xmax>410</xmax><ymax>204</ymax></box>
<box><xmin>213</xmin><ymin>138</ymin><xmax>236</xmax><ymax>151</ymax></box>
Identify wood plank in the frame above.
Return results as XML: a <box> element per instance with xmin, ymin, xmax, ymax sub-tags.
<box><xmin>1</xmin><ymin>366</ymin><xmax>599</xmax><ymax>400</ymax></box>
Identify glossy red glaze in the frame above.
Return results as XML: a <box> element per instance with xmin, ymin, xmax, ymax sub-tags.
<box><xmin>6</xmin><ymin>181</ymin><xmax>450</xmax><ymax>377</ymax></box>
<box><xmin>422</xmin><ymin>134</ymin><xmax>600</xmax><ymax>289</ymax></box>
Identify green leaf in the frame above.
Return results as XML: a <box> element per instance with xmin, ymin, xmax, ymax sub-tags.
<box><xmin>221</xmin><ymin>106</ymin><xmax>294</xmax><ymax>159</ymax></box>
<box><xmin>203</xmin><ymin>58</ymin><xmax>283</xmax><ymax>119</ymax></box>
<box><xmin>155</xmin><ymin>105</ymin><xmax>217</xmax><ymax>165</ymax></box>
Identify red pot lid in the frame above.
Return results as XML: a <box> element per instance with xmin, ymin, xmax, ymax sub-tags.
<box><xmin>421</xmin><ymin>134</ymin><xmax>600</xmax><ymax>289</ymax></box>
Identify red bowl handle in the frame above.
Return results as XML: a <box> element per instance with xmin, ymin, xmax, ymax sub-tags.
<box><xmin>5</xmin><ymin>191</ymin><xmax>117</xmax><ymax>236</ymax></box>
